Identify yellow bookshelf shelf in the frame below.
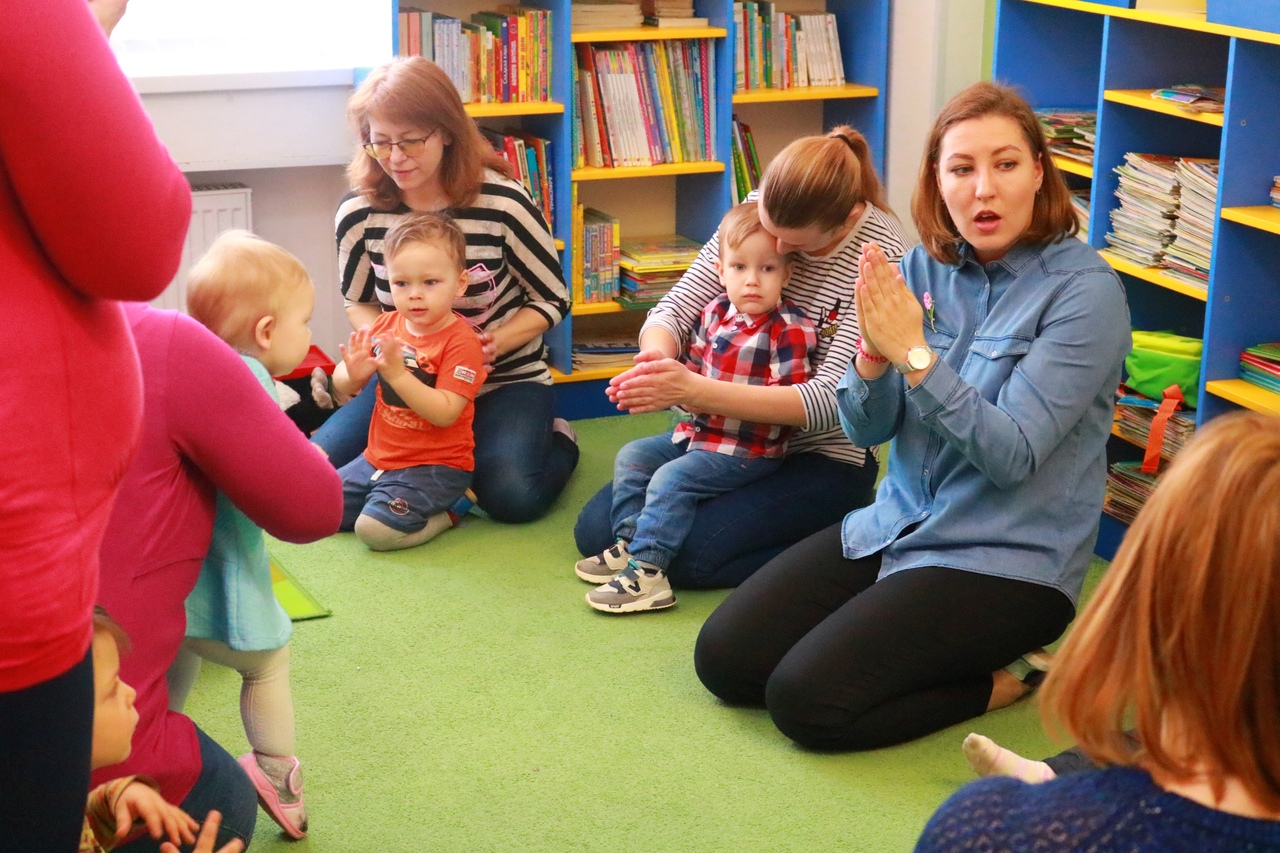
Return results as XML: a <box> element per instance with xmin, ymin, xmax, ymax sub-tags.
<box><xmin>1103</xmin><ymin>89</ymin><xmax>1225</xmax><ymax>127</ymax></box>
<box><xmin>1052</xmin><ymin>155</ymin><xmax>1094</xmax><ymax>179</ymax></box>
<box><xmin>1022</xmin><ymin>0</ymin><xmax>1280</xmax><ymax>47</ymax></box>
<box><xmin>571</xmin><ymin>25</ymin><xmax>727</xmax><ymax>43</ymax></box>
<box><xmin>1099</xmin><ymin>250</ymin><xmax>1209</xmax><ymax>302</ymax></box>
<box><xmin>572</xmin><ymin>161</ymin><xmax>726</xmax><ymax>181</ymax></box>
<box><xmin>463</xmin><ymin>100</ymin><xmax>564</xmax><ymax>118</ymax></box>
<box><xmin>554</xmin><ymin>239</ymin><xmax>564</xmax><ymax>251</ymax></box>
<box><xmin>571</xmin><ymin>301</ymin><xmax>624</xmax><ymax>316</ymax></box>
<box><xmin>1205</xmin><ymin>379</ymin><xmax>1280</xmax><ymax>416</ymax></box>
<box><xmin>731</xmin><ymin>83</ymin><xmax>878</xmax><ymax>104</ymax></box>
<box><xmin>550</xmin><ymin>365</ymin><xmax>630</xmax><ymax>383</ymax></box>
<box><xmin>1221</xmin><ymin>205</ymin><xmax>1280</xmax><ymax>236</ymax></box>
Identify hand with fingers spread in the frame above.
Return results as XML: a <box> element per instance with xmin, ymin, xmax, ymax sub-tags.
<box><xmin>338</xmin><ymin>325</ymin><xmax>379</xmax><ymax>389</ymax></box>
<box><xmin>112</xmin><ymin>781</ymin><xmax>199</xmax><ymax>848</ymax></box>
<box><xmin>371</xmin><ymin>331</ymin><xmax>409</xmax><ymax>382</ymax></box>
<box><xmin>856</xmin><ymin>241</ymin><xmax>927</xmax><ymax>369</ymax></box>
<box><xmin>160</xmin><ymin>810</ymin><xmax>244</xmax><ymax>853</ymax></box>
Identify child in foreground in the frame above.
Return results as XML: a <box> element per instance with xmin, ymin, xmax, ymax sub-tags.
<box><xmin>577</xmin><ymin>202</ymin><xmax>817</xmax><ymax>613</ymax></box>
<box><xmin>169</xmin><ymin>231</ymin><xmax>317</xmax><ymax>839</ymax></box>
<box><xmin>85</xmin><ymin>607</ymin><xmax>241</xmax><ymax>853</ymax></box>
<box><xmin>332</xmin><ymin>211</ymin><xmax>487</xmax><ymax>551</ymax></box>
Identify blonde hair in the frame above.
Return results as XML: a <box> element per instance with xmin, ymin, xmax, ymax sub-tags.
<box><xmin>382</xmin><ymin>211</ymin><xmax>468</xmax><ymax>271</ymax></box>
<box><xmin>186</xmin><ymin>230</ymin><xmax>312</xmax><ymax>352</ymax></box>
<box><xmin>346</xmin><ymin>57</ymin><xmax>513</xmax><ymax>210</ymax></box>
<box><xmin>912</xmin><ymin>81</ymin><xmax>1077</xmax><ymax>265</ymax></box>
<box><xmin>1040</xmin><ymin>410</ymin><xmax>1280</xmax><ymax>811</ymax></box>
<box><xmin>718</xmin><ymin>201</ymin><xmax>787</xmax><ymax>260</ymax></box>
<box><xmin>759</xmin><ymin>126</ymin><xmax>890</xmax><ymax>232</ymax></box>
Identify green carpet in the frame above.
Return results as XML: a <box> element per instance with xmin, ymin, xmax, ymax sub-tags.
<box><xmin>184</xmin><ymin>412</ymin><xmax>1108</xmax><ymax>852</ymax></box>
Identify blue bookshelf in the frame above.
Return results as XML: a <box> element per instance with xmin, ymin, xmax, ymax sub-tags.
<box><xmin>994</xmin><ymin>0</ymin><xmax>1280</xmax><ymax>557</ymax></box>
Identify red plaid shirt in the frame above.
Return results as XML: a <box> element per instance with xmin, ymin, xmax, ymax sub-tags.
<box><xmin>673</xmin><ymin>294</ymin><xmax>816</xmax><ymax>458</ymax></box>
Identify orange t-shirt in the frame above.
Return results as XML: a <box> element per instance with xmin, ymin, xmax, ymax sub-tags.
<box><xmin>363</xmin><ymin>312</ymin><xmax>486</xmax><ymax>472</ymax></box>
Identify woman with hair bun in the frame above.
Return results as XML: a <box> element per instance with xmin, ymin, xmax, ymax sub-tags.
<box><xmin>574</xmin><ymin>126</ymin><xmax>909</xmax><ymax>590</ymax></box>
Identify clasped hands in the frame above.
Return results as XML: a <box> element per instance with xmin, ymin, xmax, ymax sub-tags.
<box><xmin>606</xmin><ymin>348</ymin><xmax>697</xmax><ymax>414</ymax></box>
<box><xmin>855</xmin><ymin>241</ymin><xmax>929</xmax><ymax>372</ymax></box>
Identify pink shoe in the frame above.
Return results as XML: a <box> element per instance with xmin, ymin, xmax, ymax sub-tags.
<box><xmin>238</xmin><ymin>752</ymin><xmax>308</xmax><ymax>839</ymax></box>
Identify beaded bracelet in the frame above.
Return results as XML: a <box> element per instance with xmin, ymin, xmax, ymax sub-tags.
<box><xmin>857</xmin><ymin>337</ymin><xmax>889</xmax><ymax>364</ymax></box>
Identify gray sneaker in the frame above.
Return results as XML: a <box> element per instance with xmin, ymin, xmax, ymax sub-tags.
<box><xmin>574</xmin><ymin>540</ymin><xmax>632</xmax><ymax>583</ymax></box>
<box><xmin>586</xmin><ymin>560</ymin><xmax>676</xmax><ymax>614</ymax></box>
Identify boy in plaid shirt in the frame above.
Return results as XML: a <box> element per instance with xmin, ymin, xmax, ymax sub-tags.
<box><xmin>579</xmin><ymin>203</ymin><xmax>817</xmax><ymax>613</ymax></box>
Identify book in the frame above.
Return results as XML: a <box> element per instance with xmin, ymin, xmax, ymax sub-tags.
<box><xmin>643</xmin><ymin>14</ymin><xmax>708</xmax><ymax>26</ymax></box>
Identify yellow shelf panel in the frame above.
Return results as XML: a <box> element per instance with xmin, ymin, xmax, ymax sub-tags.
<box><xmin>554</xmin><ymin>239</ymin><xmax>564</xmax><ymax>251</ymax></box>
<box><xmin>550</xmin><ymin>365</ymin><xmax>630</xmax><ymax>383</ymax></box>
<box><xmin>1052</xmin><ymin>155</ymin><xmax>1094</xmax><ymax>179</ymax></box>
<box><xmin>463</xmin><ymin>101</ymin><xmax>564</xmax><ymax>118</ymax></box>
<box><xmin>1221</xmin><ymin>205</ymin><xmax>1280</xmax><ymax>236</ymax></box>
<box><xmin>572</xmin><ymin>161</ymin><xmax>725</xmax><ymax>181</ymax></box>
<box><xmin>1099</xmin><ymin>250</ymin><xmax>1208</xmax><ymax>302</ymax></box>
<box><xmin>571</xmin><ymin>301</ymin><xmax>625</xmax><ymax>316</ymax></box>
<box><xmin>1205</xmin><ymin>379</ymin><xmax>1280</xmax><ymax>416</ymax></box>
<box><xmin>571</xmin><ymin>25</ymin><xmax>727</xmax><ymax>42</ymax></box>
<box><xmin>732</xmin><ymin>83</ymin><xmax>878</xmax><ymax>104</ymax></box>
<box><xmin>1021</xmin><ymin>0</ymin><xmax>1280</xmax><ymax>47</ymax></box>
<box><xmin>1103</xmin><ymin>89</ymin><xmax>1225</xmax><ymax>127</ymax></box>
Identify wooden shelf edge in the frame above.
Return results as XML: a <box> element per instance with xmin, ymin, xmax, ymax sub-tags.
<box><xmin>570</xmin><ymin>25</ymin><xmax>728</xmax><ymax>43</ymax></box>
<box><xmin>1052</xmin><ymin>155</ymin><xmax>1094</xmax><ymax>179</ymax></box>
<box><xmin>551</xmin><ymin>365</ymin><xmax>630</xmax><ymax>383</ymax></box>
<box><xmin>1221</xmin><ymin>205</ymin><xmax>1280</xmax><ymax>236</ymax></box>
<box><xmin>1205</xmin><ymin>379</ymin><xmax>1280</xmax><ymax>416</ymax></box>
<box><xmin>1021</xmin><ymin>0</ymin><xmax>1280</xmax><ymax>47</ymax></box>
<box><xmin>731</xmin><ymin>83</ymin><xmax>878</xmax><ymax>104</ymax></box>
<box><xmin>463</xmin><ymin>100</ymin><xmax>564</xmax><ymax>118</ymax></box>
<box><xmin>1103</xmin><ymin>89</ymin><xmax>1225</xmax><ymax>127</ymax></box>
<box><xmin>572</xmin><ymin>162</ymin><xmax>725</xmax><ymax>181</ymax></box>
<box><xmin>1099</xmin><ymin>250</ymin><xmax>1209</xmax><ymax>302</ymax></box>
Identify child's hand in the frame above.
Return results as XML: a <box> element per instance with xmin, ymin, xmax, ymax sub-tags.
<box><xmin>339</xmin><ymin>326</ymin><xmax>378</xmax><ymax>383</ymax></box>
<box><xmin>113</xmin><ymin>780</ymin><xmax>198</xmax><ymax>847</ymax></box>
<box><xmin>160</xmin><ymin>810</ymin><xmax>244</xmax><ymax>853</ymax></box>
<box><xmin>372</xmin><ymin>332</ymin><xmax>409</xmax><ymax>381</ymax></box>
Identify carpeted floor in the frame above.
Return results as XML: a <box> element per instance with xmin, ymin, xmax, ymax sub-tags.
<box><xmin>184</xmin><ymin>412</ymin><xmax>1108</xmax><ymax>852</ymax></box>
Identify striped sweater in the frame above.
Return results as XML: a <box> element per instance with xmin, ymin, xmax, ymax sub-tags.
<box><xmin>642</xmin><ymin>201</ymin><xmax>910</xmax><ymax>465</ymax></box>
<box><xmin>336</xmin><ymin>170</ymin><xmax>569</xmax><ymax>389</ymax></box>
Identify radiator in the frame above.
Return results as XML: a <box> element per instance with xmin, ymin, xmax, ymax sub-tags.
<box><xmin>152</xmin><ymin>183</ymin><xmax>253</xmax><ymax>312</ymax></box>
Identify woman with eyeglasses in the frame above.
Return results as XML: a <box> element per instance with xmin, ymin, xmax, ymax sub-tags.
<box><xmin>312</xmin><ymin>56</ymin><xmax>576</xmax><ymax>524</ymax></box>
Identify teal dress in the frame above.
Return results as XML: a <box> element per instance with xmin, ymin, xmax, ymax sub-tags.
<box><xmin>183</xmin><ymin>356</ymin><xmax>293</xmax><ymax>651</ymax></box>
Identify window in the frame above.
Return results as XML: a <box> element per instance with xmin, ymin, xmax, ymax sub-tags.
<box><xmin>109</xmin><ymin>0</ymin><xmax>391</xmax><ymax>79</ymax></box>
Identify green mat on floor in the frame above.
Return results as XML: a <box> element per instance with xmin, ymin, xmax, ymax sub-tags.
<box><xmin>184</xmin><ymin>411</ymin><xmax>1108</xmax><ymax>852</ymax></box>
<box><xmin>271</xmin><ymin>554</ymin><xmax>331</xmax><ymax>621</ymax></box>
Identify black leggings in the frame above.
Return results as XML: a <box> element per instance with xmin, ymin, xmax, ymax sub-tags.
<box><xmin>0</xmin><ymin>648</ymin><xmax>94</xmax><ymax>853</ymax></box>
<box><xmin>694</xmin><ymin>522</ymin><xmax>1075</xmax><ymax>751</ymax></box>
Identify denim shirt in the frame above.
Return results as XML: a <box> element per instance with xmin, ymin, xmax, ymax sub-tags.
<box><xmin>836</xmin><ymin>238</ymin><xmax>1131</xmax><ymax>603</ymax></box>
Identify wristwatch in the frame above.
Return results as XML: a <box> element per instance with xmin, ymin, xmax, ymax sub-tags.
<box><xmin>895</xmin><ymin>344</ymin><xmax>935</xmax><ymax>374</ymax></box>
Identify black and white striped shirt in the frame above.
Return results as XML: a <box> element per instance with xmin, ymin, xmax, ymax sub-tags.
<box><xmin>336</xmin><ymin>170</ymin><xmax>570</xmax><ymax>389</ymax></box>
<box><xmin>642</xmin><ymin>200</ymin><xmax>911</xmax><ymax>465</ymax></box>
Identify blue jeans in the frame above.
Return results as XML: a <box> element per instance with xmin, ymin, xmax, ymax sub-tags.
<box><xmin>313</xmin><ymin>379</ymin><xmax>578</xmax><ymax>524</ymax></box>
<box><xmin>116</xmin><ymin>728</ymin><xmax>257</xmax><ymax>852</ymax></box>
<box><xmin>339</xmin><ymin>456</ymin><xmax>471</xmax><ymax>532</ymax></box>
<box><xmin>576</xmin><ymin>448</ymin><xmax>878</xmax><ymax>589</ymax></box>
<box><xmin>612</xmin><ymin>434</ymin><xmax>782</xmax><ymax>571</ymax></box>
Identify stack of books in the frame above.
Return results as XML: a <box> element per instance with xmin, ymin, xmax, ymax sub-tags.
<box><xmin>1105</xmin><ymin>152</ymin><xmax>1181</xmax><ymax>266</ymax></box>
<box><xmin>1240</xmin><ymin>342</ymin><xmax>1280</xmax><ymax>395</ymax></box>
<box><xmin>569</xmin><ymin>202</ymin><xmax>621</xmax><ymax>304</ymax></box>
<box><xmin>1036</xmin><ymin>109</ymin><xmax>1095</xmax><ymax>167</ymax></box>
<box><xmin>618</xmin><ymin>234</ymin><xmax>702</xmax><ymax>308</ymax></box>
<box><xmin>572</xmin><ymin>0</ymin><xmax>642</xmax><ymax>29</ymax></box>
<box><xmin>573</xmin><ymin>40</ymin><xmax>716</xmax><ymax>168</ymax></box>
<box><xmin>1161</xmin><ymin>158</ymin><xmax>1219</xmax><ymax>290</ymax></box>
<box><xmin>480</xmin><ymin>129</ymin><xmax>555</xmax><ymax>230</ymax></box>
<box><xmin>730</xmin><ymin>116</ymin><xmax>763</xmax><ymax>205</ymax></box>
<box><xmin>1150</xmin><ymin>84</ymin><xmax>1225</xmax><ymax>115</ymax></box>
<box><xmin>1113</xmin><ymin>385</ymin><xmax>1195</xmax><ymax>462</ymax></box>
<box><xmin>733</xmin><ymin>5</ymin><xmax>845</xmax><ymax>91</ymax></box>
<box><xmin>572</xmin><ymin>334</ymin><xmax>640</xmax><ymax>371</ymax></box>
<box><xmin>397</xmin><ymin>6</ymin><xmax>552</xmax><ymax>104</ymax></box>
<box><xmin>642</xmin><ymin>0</ymin><xmax>707</xmax><ymax>27</ymax></box>
<box><xmin>1271</xmin><ymin>175</ymin><xmax>1280</xmax><ymax>208</ymax></box>
<box><xmin>1071</xmin><ymin>188</ymin><xmax>1090</xmax><ymax>242</ymax></box>
<box><xmin>1103</xmin><ymin>461</ymin><xmax>1160</xmax><ymax>525</ymax></box>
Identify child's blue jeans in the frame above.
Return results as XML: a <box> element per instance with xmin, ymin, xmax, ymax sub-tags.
<box><xmin>612</xmin><ymin>433</ymin><xmax>782</xmax><ymax>571</ymax></box>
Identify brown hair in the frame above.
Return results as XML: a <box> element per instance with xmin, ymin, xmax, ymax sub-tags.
<box><xmin>1040</xmin><ymin>410</ymin><xmax>1280</xmax><ymax>811</ymax></box>
<box><xmin>759</xmin><ymin>126</ymin><xmax>891</xmax><ymax>232</ymax></box>
<box><xmin>186</xmin><ymin>230</ymin><xmax>312</xmax><ymax>352</ymax></box>
<box><xmin>718</xmin><ymin>201</ymin><xmax>789</xmax><ymax>261</ymax></box>
<box><xmin>347</xmin><ymin>57</ymin><xmax>513</xmax><ymax>210</ymax></box>
<box><xmin>383</xmin><ymin>211</ymin><xmax>468</xmax><ymax>271</ymax></box>
<box><xmin>92</xmin><ymin>605</ymin><xmax>131</xmax><ymax>657</ymax></box>
<box><xmin>912</xmin><ymin>80</ymin><xmax>1077</xmax><ymax>265</ymax></box>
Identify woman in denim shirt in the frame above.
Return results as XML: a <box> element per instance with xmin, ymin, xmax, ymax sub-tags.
<box><xmin>695</xmin><ymin>82</ymin><xmax>1131</xmax><ymax>750</ymax></box>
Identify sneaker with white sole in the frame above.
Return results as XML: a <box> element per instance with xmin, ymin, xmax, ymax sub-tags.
<box><xmin>586</xmin><ymin>559</ymin><xmax>676</xmax><ymax>613</ymax></box>
<box><xmin>574</xmin><ymin>540</ymin><xmax>633</xmax><ymax>583</ymax></box>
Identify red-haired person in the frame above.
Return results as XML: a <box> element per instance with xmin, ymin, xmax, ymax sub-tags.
<box><xmin>694</xmin><ymin>82</ymin><xmax>1130</xmax><ymax>750</ymax></box>
<box><xmin>312</xmin><ymin>57</ymin><xmax>574</xmax><ymax>525</ymax></box>
<box><xmin>916</xmin><ymin>411</ymin><xmax>1280</xmax><ymax>852</ymax></box>
<box><xmin>575</xmin><ymin>127</ymin><xmax>909</xmax><ymax>590</ymax></box>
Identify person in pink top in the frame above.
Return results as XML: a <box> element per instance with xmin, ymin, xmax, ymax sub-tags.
<box><xmin>94</xmin><ymin>305</ymin><xmax>343</xmax><ymax>851</ymax></box>
<box><xmin>0</xmin><ymin>2</ymin><xmax>191</xmax><ymax>850</ymax></box>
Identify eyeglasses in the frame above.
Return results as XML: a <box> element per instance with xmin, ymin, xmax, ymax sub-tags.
<box><xmin>362</xmin><ymin>131</ymin><xmax>437</xmax><ymax>160</ymax></box>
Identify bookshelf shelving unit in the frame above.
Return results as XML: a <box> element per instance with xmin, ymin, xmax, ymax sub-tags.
<box><xmin>995</xmin><ymin>0</ymin><xmax>1280</xmax><ymax>557</ymax></box>
<box><xmin>391</xmin><ymin>0</ymin><xmax>891</xmax><ymax>418</ymax></box>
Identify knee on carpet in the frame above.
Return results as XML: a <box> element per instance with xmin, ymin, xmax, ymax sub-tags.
<box><xmin>693</xmin><ymin>626</ymin><xmax>763</xmax><ymax>706</ymax></box>
<box><xmin>765</xmin><ymin>667</ymin><xmax>868</xmax><ymax>752</ymax></box>
<box><xmin>353</xmin><ymin>514</ymin><xmax>415</xmax><ymax>551</ymax></box>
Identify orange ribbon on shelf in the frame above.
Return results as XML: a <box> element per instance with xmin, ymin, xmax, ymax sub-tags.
<box><xmin>1142</xmin><ymin>384</ymin><xmax>1185</xmax><ymax>474</ymax></box>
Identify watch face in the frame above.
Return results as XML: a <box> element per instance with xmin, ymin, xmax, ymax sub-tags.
<box><xmin>907</xmin><ymin>346</ymin><xmax>933</xmax><ymax>371</ymax></box>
